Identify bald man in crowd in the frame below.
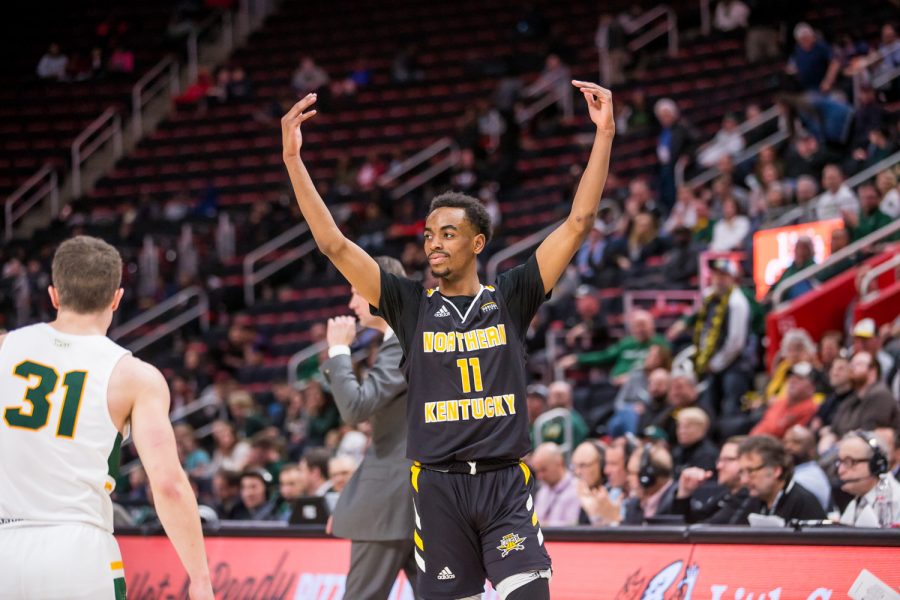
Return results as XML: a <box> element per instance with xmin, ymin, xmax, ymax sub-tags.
<box><xmin>532</xmin><ymin>443</ymin><xmax>581</xmax><ymax>526</ymax></box>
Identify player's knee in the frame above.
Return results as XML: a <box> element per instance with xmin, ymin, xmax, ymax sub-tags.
<box><xmin>496</xmin><ymin>570</ymin><xmax>551</xmax><ymax>600</ymax></box>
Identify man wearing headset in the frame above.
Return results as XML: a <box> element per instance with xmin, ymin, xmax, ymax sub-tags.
<box><xmin>837</xmin><ymin>431</ymin><xmax>900</xmax><ymax>527</ymax></box>
<box><xmin>623</xmin><ymin>444</ymin><xmax>677</xmax><ymax>524</ymax></box>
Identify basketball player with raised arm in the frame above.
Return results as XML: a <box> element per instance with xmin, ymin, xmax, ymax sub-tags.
<box><xmin>0</xmin><ymin>236</ymin><xmax>213</xmax><ymax>600</ymax></box>
<box><xmin>281</xmin><ymin>81</ymin><xmax>614</xmax><ymax>599</ymax></box>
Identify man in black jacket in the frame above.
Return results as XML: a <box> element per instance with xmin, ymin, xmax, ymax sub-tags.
<box><xmin>670</xmin><ymin>436</ymin><xmax>761</xmax><ymax>524</ymax></box>
<box><xmin>738</xmin><ymin>435</ymin><xmax>826</xmax><ymax>522</ymax></box>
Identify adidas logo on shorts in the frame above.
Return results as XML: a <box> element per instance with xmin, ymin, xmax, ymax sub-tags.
<box><xmin>434</xmin><ymin>306</ymin><xmax>451</xmax><ymax>318</ymax></box>
<box><xmin>437</xmin><ymin>566</ymin><xmax>456</xmax><ymax>580</ymax></box>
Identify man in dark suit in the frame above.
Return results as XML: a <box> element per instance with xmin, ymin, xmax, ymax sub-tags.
<box><xmin>321</xmin><ymin>256</ymin><xmax>419</xmax><ymax>599</ymax></box>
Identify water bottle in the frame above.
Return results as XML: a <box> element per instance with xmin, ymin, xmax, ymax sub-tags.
<box><xmin>873</xmin><ymin>474</ymin><xmax>893</xmax><ymax>528</ymax></box>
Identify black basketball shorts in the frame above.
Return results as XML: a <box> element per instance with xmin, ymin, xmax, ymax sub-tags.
<box><xmin>409</xmin><ymin>461</ymin><xmax>552</xmax><ymax>599</ymax></box>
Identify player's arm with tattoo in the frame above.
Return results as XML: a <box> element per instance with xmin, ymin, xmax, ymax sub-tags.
<box><xmin>281</xmin><ymin>94</ymin><xmax>381</xmax><ymax>306</ymax></box>
<box><xmin>535</xmin><ymin>81</ymin><xmax>615</xmax><ymax>294</ymax></box>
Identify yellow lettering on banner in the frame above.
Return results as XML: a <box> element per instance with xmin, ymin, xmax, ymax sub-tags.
<box><xmin>425</xmin><ymin>402</ymin><xmax>436</xmax><ymax>423</ymax></box>
<box><xmin>464</xmin><ymin>331</ymin><xmax>479</xmax><ymax>352</ymax></box>
<box><xmin>436</xmin><ymin>401</ymin><xmax>447</xmax><ymax>422</ymax></box>
<box><xmin>485</xmin><ymin>397</ymin><xmax>495</xmax><ymax>418</ymax></box>
<box><xmin>423</xmin><ymin>332</ymin><xmax>434</xmax><ymax>353</ymax></box>
<box><xmin>493</xmin><ymin>396</ymin><xmax>507</xmax><ymax>416</ymax></box>
<box><xmin>458</xmin><ymin>399</ymin><xmax>471</xmax><ymax>420</ymax></box>
<box><xmin>477</xmin><ymin>329</ymin><xmax>489</xmax><ymax>349</ymax></box>
<box><xmin>498</xmin><ymin>324</ymin><xmax>507</xmax><ymax>344</ymax></box>
<box><xmin>472</xmin><ymin>398</ymin><xmax>485</xmax><ymax>419</ymax></box>
<box><xmin>504</xmin><ymin>394</ymin><xmax>516</xmax><ymax>415</ymax></box>
<box><xmin>485</xmin><ymin>327</ymin><xmax>500</xmax><ymax>348</ymax></box>
<box><xmin>435</xmin><ymin>333</ymin><xmax>447</xmax><ymax>353</ymax></box>
<box><xmin>446</xmin><ymin>401</ymin><xmax>459</xmax><ymax>421</ymax></box>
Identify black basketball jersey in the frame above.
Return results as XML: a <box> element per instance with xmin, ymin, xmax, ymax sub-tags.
<box><xmin>376</xmin><ymin>256</ymin><xmax>547</xmax><ymax>465</ymax></box>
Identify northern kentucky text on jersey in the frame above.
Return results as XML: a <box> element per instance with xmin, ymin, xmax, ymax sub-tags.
<box><xmin>424</xmin><ymin>395</ymin><xmax>517</xmax><ymax>423</ymax></box>
<box><xmin>422</xmin><ymin>324</ymin><xmax>507</xmax><ymax>353</ymax></box>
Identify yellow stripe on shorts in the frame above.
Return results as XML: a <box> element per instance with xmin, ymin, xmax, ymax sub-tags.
<box><xmin>414</xmin><ymin>530</ymin><xmax>424</xmax><ymax>551</ymax></box>
<box><xmin>520</xmin><ymin>462</ymin><xmax>531</xmax><ymax>485</ymax></box>
<box><xmin>410</xmin><ymin>464</ymin><xmax>421</xmax><ymax>493</ymax></box>
<box><xmin>110</xmin><ymin>561</ymin><xmax>123</xmax><ymax>571</ymax></box>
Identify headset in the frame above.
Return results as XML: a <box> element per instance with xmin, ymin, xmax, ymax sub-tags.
<box><xmin>853</xmin><ymin>430</ymin><xmax>889</xmax><ymax>477</ymax></box>
<box><xmin>638</xmin><ymin>443</ymin><xmax>658</xmax><ymax>489</ymax></box>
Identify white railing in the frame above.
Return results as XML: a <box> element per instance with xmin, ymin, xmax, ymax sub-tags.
<box><xmin>4</xmin><ymin>165</ymin><xmax>58</xmax><ymax>241</ymax></box>
<box><xmin>131</xmin><ymin>57</ymin><xmax>180</xmax><ymax>138</ymax></box>
<box><xmin>187</xmin><ymin>10</ymin><xmax>235</xmax><ymax>83</ymax></box>
<box><xmin>623</xmin><ymin>290</ymin><xmax>702</xmax><ymax>316</ymax></box>
<box><xmin>287</xmin><ymin>340</ymin><xmax>328</xmax><ymax>388</ymax></box>
<box><xmin>517</xmin><ymin>85</ymin><xmax>564</xmax><ymax>124</ymax></box>
<box><xmin>71</xmin><ymin>107</ymin><xmax>123</xmax><ymax>198</ymax></box>
<box><xmin>110</xmin><ymin>286</ymin><xmax>209</xmax><ymax>353</ymax></box>
<box><xmin>768</xmin><ymin>150</ymin><xmax>900</xmax><ymax>229</ymax></box>
<box><xmin>532</xmin><ymin>407</ymin><xmax>575</xmax><ymax>456</ymax></box>
<box><xmin>623</xmin><ymin>5</ymin><xmax>678</xmax><ymax>57</ymax></box>
<box><xmin>679</xmin><ymin>106</ymin><xmax>788</xmax><ymax>188</ymax></box>
<box><xmin>771</xmin><ymin>219</ymin><xmax>900</xmax><ymax>307</ymax></box>
<box><xmin>486</xmin><ymin>219</ymin><xmax>562</xmax><ymax>283</ymax></box>
<box><xmin>243</xmin><ymin>222</ymin><xmax>317</xmax><ymax>305</ymax></box>
<box><xmin>859</xmin><ymin>254</ymin><xmax>900</xmax><ymax>302</ymax></box>
<box><xmin>378</xmin><ymin>137</ymin><xmax>459</xmax><ymax>200</ymax></box>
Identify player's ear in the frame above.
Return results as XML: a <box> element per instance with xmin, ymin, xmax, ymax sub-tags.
<box><xmin>48</xmin><ymin>286</ymin><xmax>60</xmax><ymax>310</ymax></box>
<box><xmin>473</xmin><ymin>233</ymin><xmax>486</xmax><ymax>255</ymax></box>
<box><xmin>110</xmin><ymin>288</ymin><xmax>125</xmax><ymax>311</ymax></box>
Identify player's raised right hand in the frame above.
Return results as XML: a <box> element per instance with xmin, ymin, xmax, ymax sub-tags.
<box><xmin>281</xmin><ymin>93</ymin><xmax>318</xmax><ymax>160</ymax></box>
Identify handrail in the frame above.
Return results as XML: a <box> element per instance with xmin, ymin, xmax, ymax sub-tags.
<box><xmin>187</xmin><ymin>10</ymin><xmax>235</xmax><ymax>82</ymax></box>
<box><xmin>517</xmin><ymin>87</ymin><xmax>562</xmax><ymax>124</ymax></box>
<box><xmin>622</xmin><ymin>5</ymin><xmax>678</xmax><ymax>57</ymax></box>
<box><xmin>699</xmin><ymin>0</ymin><xmax>711</xmax><ymax>36</ymax></box>
<box><xmin>71</xmin><ymin>107</ymin><xmax>123</xmax><ymax>198</ymax></box>
<box><xmin>693</xmin><ymin>105</ymin><xmax>781</xmax><ymax>158</ymax></box>
<box><xmin>683</xmin><ymin>121</ymin><xmax>789</xmax><ymax>189</ymax></box>
<box><xmin>287</xmin><ymin>340</ymin><xmax>328</xmax><ymax>388</ymax></box>
<box><xmin>767</xmin><ymin>150</ymin><xmax>900</xmax><ymax>229</ymax></box>
<box><xmin>771</xmin><ymin>219</ymin><xmax>900</xmax><ymax>307</ymax></box>
<box><xmin>4</xmin><ymin>164</ymin><xmax>58</xmax><ymax>241</ymax></box>
<box><xmin>872</xmin><ymin>64</ymin><xmax>900</xmax><ymax>90</ymax></box>
<box><xmin>486</xmin><ymin>219</ymin><xmax>562</xmax><ymax>283</ymax></box>
<box><xmin>243</xmin><ymin>222</ymin><xmax>315</xmax><ymax>305</ymax></box>
<box><xmin>859</xmin><ymin>253</ymin><xmax>900</xmax><ymax>301</ymax></box>
<box><xmin>377</xmin><ymin>137</ymin><xmax>459</xmax><ymax>199</ymax></box>
<box><xmin>110</xmin><ymin>286</ymin><xmax>209</xmax><ymax>353</ymax></box>
<box><xmin>131</xmin><ymin>56</ymin><xmax>180</xmax><ymax>137</ymax></box>
<box><xmin>533</xmin><ymin>407</ymin><xmax>575</xmax><ymax>457</ymax></box>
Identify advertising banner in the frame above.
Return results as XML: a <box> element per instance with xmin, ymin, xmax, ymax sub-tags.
<box><xmin>752</xmin><ymin>218</ymin><xmax>843</xmax><ymax>300</ymax></box>
<box><xmin>118</xmin><ymin>535</ymin><xmax>900</xmax><ymax>599</ymax></box>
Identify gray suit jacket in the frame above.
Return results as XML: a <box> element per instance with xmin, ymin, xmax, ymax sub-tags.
<box><xmin>322</xmin><ymin>334</ymin><xmax>413</xmax><ymax>541</ymax></box>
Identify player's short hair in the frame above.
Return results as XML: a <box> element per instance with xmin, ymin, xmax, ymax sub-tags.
<box><xmin>428</xmin><ymin>191</ymin><xmax>493</xmax><ymax>245</ymax></box>
<box><xmin>374</xmin><ymin>255</ymin><xmax>407</xmax><ymax>278</ymax></box>
<box><xmin>51</xmin><ymin>235</ymin><xmax>122</xmax><ymax>314</ymax></box>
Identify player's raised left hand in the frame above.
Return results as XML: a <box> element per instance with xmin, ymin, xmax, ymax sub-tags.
<box><xmin>572</xmin><ymin>80</ymin><xmax>614</xmax><ymax>135</ymax></box>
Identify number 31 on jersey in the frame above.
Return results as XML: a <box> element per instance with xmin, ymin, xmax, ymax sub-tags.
<box><xmin>3</xmin><ymin>360</ymin><xmax>88</xmax><ymax>438</ymax></box>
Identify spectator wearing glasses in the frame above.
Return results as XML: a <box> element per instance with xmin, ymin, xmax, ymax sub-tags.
<box><xmin>836</xmin><ymin>431</ymin><xmax>900</xmax><ymax>527</ymax></box>
<box><xmin>738</xmin><ymin>436</ymin><xmax>826</xmax><ymax>522</ymax></box>
<box><xmin>671</xmin><ymin>436</ymin><xmax>760</xmax><ymax>524</ymax></box>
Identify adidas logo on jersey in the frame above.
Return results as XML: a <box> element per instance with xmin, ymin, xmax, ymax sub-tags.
<box><xmin>437</xmin><ymin>567</ymin><xmax>456</xmax><ymax>580</ymax></box>
<box><xmin>434</xmin><ymin>306</ymin><xmax>451</xmax><ymax>318</ymax></box>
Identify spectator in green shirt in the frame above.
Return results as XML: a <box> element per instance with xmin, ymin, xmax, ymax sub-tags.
<box><xmin>560</xmin><ymin>309</ymin><xmax>670</xmax><ymax>385</ymax></box>
<box><xmin>845</xmin><ymin>183</ymin><xmax>892</xmax><ymax>242</ymax></box>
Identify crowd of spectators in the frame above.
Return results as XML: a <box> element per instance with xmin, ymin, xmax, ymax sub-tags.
<box><xmin>7</xmin><ymin>1</ymin><xmax>900</xmax><ymax>532</ymax></box>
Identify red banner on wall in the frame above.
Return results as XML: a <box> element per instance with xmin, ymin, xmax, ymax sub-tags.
<box><xmin>118</xmin><ymin>535</ymin><xmax>900</xmax><ymax>599</ymax></box>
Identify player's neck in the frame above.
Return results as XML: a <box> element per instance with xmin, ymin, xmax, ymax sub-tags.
<box><xmin>438</xmin><ymin>273</ymin><xmax>481</xmax><ymax>297</ymax></box>
<box><xmin>49</xmin><ymin>310</ymin><xmax>111</xmax><ymax>336</ymax></box>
